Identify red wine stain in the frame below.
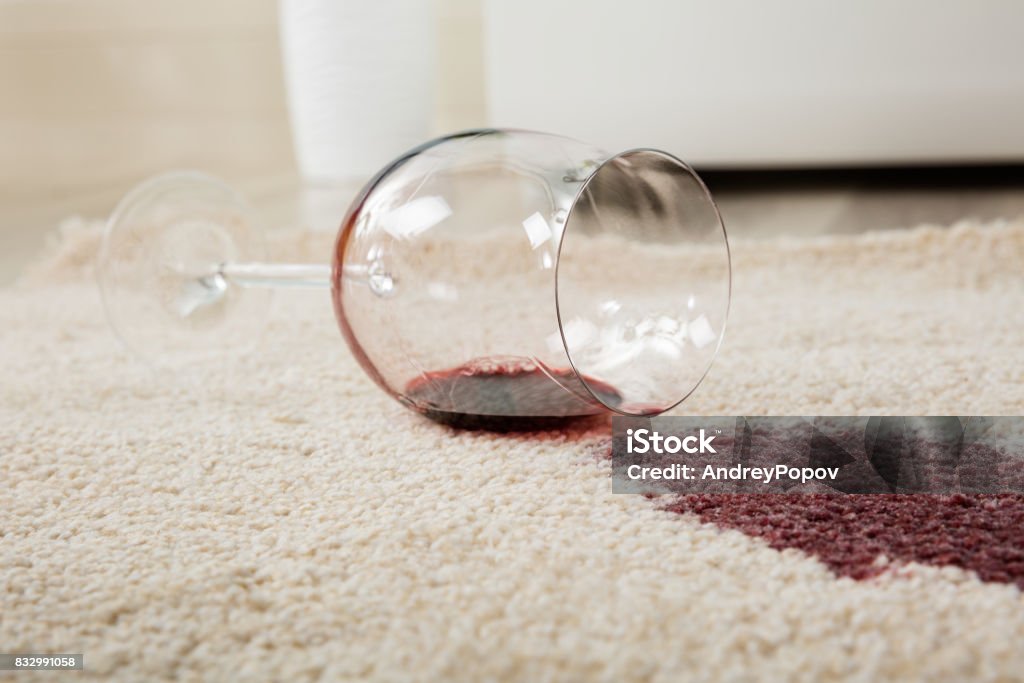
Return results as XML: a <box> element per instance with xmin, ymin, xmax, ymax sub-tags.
<box><xmin>601</xmin><ymin>419</ymin><xmax>1024</xmax><ymax>588</ymax></box>
<box><xmin>404</xmin><ymin>357</ymin><xmax>621</xmax><ymax>432</ymax></box>
<box><xmin>665</xmin><ymin>493</ymin><xmax>1024</xmax><ymax>589</ymax></box>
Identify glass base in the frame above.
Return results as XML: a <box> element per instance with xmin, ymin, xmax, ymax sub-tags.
<box><xmin>97</xmin><ymin>172</ymin><xmax>271</xmax><ymax>369</ymax></box>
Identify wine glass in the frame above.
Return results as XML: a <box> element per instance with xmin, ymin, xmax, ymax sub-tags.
<box><xmin>98</xmin><ymin>129</ymin><xmax>730</xmax><ymax>430</ymax></box>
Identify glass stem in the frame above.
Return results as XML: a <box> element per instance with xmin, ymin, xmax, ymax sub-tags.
<box><xmin>218</xmin><ymin>262</ymin><xmax>332</xmax><ymax>289</ymax></box>
<box><xmin>177</xmin><ymin>261</ymin><xmax>354</xmax><ymax>318</ymax></box>
<box><xmin>211</xmin><ymin>261</ymin><xmax>394</xmax><ymax>296</ymax></box>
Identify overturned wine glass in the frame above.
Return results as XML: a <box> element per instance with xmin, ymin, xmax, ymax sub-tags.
<box><xmin>97</xmin><ymin>129</ymin><xmax>730</xmax><ymax>430</ymax></box>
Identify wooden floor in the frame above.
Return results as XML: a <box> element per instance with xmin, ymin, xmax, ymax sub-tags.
<box><xmin>4</xmin><ymin>168</ymin><xmax>1024</xmax><ymax>284</ymax></box>
<box><xmin>703</xmin><ymin>166</ymin><xmax>1024</xmax><ymax>237</ymax></box>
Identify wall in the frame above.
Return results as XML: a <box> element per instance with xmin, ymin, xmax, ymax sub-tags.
<box><xmin>0</xmin><ymin>0</ymin><xmax>295</xmax><ymax>205</ymax></box>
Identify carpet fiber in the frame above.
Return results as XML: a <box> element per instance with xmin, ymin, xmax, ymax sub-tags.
<box><xmin>2</xmin><ymin>218</ymin><xmax>1023</xmax><ymax>681</ymax></box>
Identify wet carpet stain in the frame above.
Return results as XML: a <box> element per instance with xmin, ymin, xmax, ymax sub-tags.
<box><xmin>664</xmin><ymin>493</ymin><xmax>1024</xmax><ymax>589</ymax></box>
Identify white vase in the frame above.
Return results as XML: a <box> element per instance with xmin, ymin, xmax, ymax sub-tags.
<box><xmin>279</xmin><ymin>0</ymin><xmax>435</xmax><ymax>182</ymax></box>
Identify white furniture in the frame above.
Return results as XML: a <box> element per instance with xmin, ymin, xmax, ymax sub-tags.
<box><xmin>484</xmin><ymin>0</ymin><xmax>1024</xmax><ymax>167</ymax></box>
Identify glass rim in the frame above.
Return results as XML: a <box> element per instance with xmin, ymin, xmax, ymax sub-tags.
<box><xmin>554</xmin><ymin>147</ymin><xmax>732</xmax><ymax>416</ymax></box>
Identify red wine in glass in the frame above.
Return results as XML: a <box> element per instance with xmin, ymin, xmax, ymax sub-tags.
<box><xmin>403</xmin><ymin>357</ymin><xmax>622</xmax><ymax>431</ymax></box>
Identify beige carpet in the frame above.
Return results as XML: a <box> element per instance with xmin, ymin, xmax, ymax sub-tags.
<box><xmin>2</xmin><ymin>218</ymin><xmax>1023</xmax><ymax>682</ymax></box>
